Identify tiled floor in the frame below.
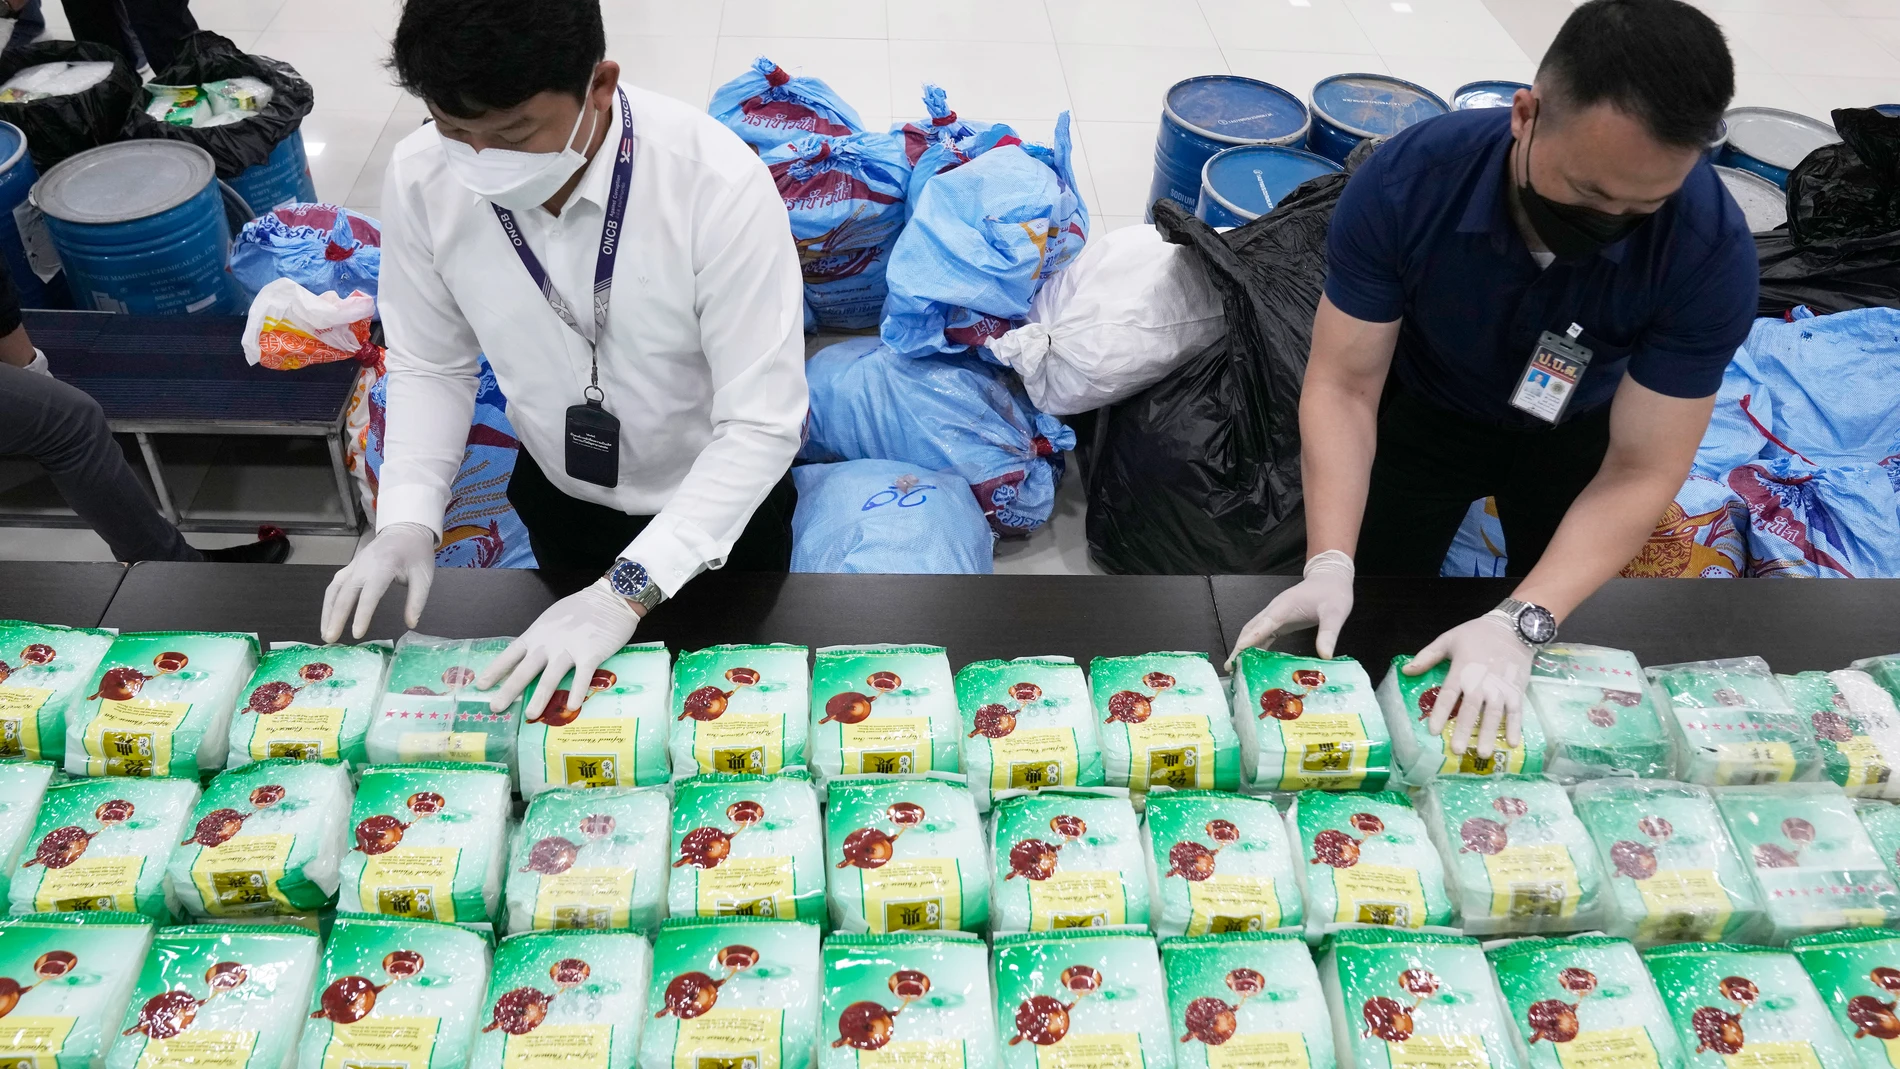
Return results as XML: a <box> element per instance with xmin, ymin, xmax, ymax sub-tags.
<box><xmin>3</xmin><ymin>0</ymin><xmax>1896</xmax><ymax>570</ymax></box>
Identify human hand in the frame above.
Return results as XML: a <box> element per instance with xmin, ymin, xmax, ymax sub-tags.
<box><xmin>476</xmin><ymin>578</ymin><xmax>641</xmax><ymax>716</ymax></box>
<box><xmin>1405</xmin><ymin>613</ymin><xmax>1533</xmax><ymax>759</ymax></box>
<box><xmin>1225</xmin><ymin>550</ymin><xmax>1356</xmax><ymax>667</ymax></box>
<box><xmin>320</xmin><ymin>522</ymin><xmax>439</xmax><ymax>642</ymax></box>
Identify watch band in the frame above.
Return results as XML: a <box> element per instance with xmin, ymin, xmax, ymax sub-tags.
<box><xmin>607</xmin><ymin>558</ymin><xmax>665</xmax><ymax>613</ymax></box>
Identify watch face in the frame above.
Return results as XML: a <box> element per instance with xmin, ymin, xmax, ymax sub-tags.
<box><xmin>1519</xmin><ymin>606</ymin><xmax>1557</xmax><ymax>644</ymax></box>
<box><xmin>611</xmin><ymin>560</ymin><xmax>649</xmax><ymax>596</ymax></box>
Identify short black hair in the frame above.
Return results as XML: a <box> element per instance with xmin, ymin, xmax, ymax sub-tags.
<box><xmin>1537</xmin><ymin>0</ymin><xmax>1733</xmax><ymax>148</ymax></box>
<box><xmin>389</xmin><ymin>0</ymin><xmax>605</xmax><ymax>118</ymax></box>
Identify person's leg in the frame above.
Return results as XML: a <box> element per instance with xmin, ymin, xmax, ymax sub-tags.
<box><xmin>1493</xmin><ymin>405</ymin><xmax>1615</xmax><ymax>577</ymax></box>
<box><xmin>123</xmin><ymin>0</ymin><xmax>195</xmax><ymax>72</ymax></box>
<box><xmin>505</xmin><ymin>448</ymin><xmax>652</xmax><ymax>573</ymax></box>
<box><xmin>55</xmin><ymin>0</ymin><xmax>137</xmax><ymax>64</ymax></box>
<box><xmin>1355</xmin><ymin>387</ymin><xmax>1507</xmax><ymax>577</ymax></box>
<box><xmin>1</xmin><ymin>0</ymin><xmax>45</xmax><ymax>60</ymax></box>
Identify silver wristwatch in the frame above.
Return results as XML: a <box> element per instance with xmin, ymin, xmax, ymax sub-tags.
<box><xmin>1490</xmin><ymin>597</ymin><xmax>1557</xmax><ymax>647</ymax></box>
<box><xmin>606</xmin><ymin>558</ymin><xmax>665</xmax><ymax>613</ymax></box>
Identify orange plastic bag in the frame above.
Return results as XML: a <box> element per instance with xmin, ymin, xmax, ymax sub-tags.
<box><xmin>241</xmin><ymin>277</ymin><xmax>382</xmax><ymax>371</ymax></box>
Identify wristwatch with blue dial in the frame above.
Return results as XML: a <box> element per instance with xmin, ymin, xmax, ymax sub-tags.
<box><xmin>607</xmin><ymin>558</ymin><xmax>665</xmax><ymax>613</ymax></box>
<box><xmin>1492</xmin><ymin>597</ymin><xmax>1557</xmax><ymax>646</ymax></box>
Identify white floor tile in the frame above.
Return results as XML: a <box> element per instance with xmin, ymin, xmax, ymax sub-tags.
<box><xmin>1718</xmin><ymin>14</ymin><xmax>1898</xmax><ymax>78</ymax></box>
<box><xmin>1827</xmin><ymin>0</ymin><xmax>1900</xmax><ymax>16</ymax></box>
<box><xmin>1197</xmin><ymin>0</ymin><xmax>1377</xmax><ymax>54</ymax></box>
<box><xmin>1787</xmin><ymin>76</ymin><xmax>1900</xmax><ymax>113</ymax></box>
<box><xmin>1093</xmin><ymin>214</ymin><xmax>1143</xmax><ymax>233</ymax></box>
<box><xmin>601</xmin><ymin>0</ymin><xmax>727</xmax><ymax>36</ymax></box>
<box><xmin>1691</xmin><ymin>0</ymin><xmax>1824</xmax><ymax>14</ymax></box>
<box><xmin>1724</xmin><ymin>36</ymin><xmax>1774</xmax><ymax>76</ymax></box>
<box><xmin>887</xmin><ymin>0</ymin><xmax>1054</xmax><ymax>42</ymax></box>
<box><xmin>714</xmin><ymin>37</ymin><xmax>894</xmax><ymax>120</ymax></box>
<box><xmin>1222</xmin><ymin>49</ymin><xmax>1390</xmax><ymax>105</ymax></box>
<box><xmin>1059</xmin><ymin>43</ymin><xmax>1229</xmax><ymax>123</ymax></box>
<box><xmin>265</xmin><ymin>0</ymin><xmax>397</xmax><ymax>40</ymax></box>
<box><xmin>1045</xmin><ymin>0</ymin><xmax>1219</xmax><ymax>49</ymax></box>
<box><xmin>251</xmin><ymin>31</ymin><xmax>405</xmax><ymax>114</ymax></box>
<box><xmin>1851</xmin><ymin>18</ymin><xmax>1900</xmax><ymax>63</ymax></box>
<box><xmin>720</xmin><ymin>0</ymin><xmax>888</xmax><ymax>39</ymax></box>
<box><xmin>1074</xmin><ymin>119</ymin><xmax>1164</xmax><ymax>218</ymax></box>
<box><xmin>1728</xmin><ymin>68</ymin><xmax>1824</xmax><ymax>117</ymax></box>
<box><xmin>190</xmin><ymin>0</ymin><xmax>289</xmax><ymax>33</ymax></box>
<box><xmin>347</xmin><ymin>110</ymin><xmax>431</xmax><ymax>211</ymax></box>
<box><xmin>298</xmin><ymin>109</ymin><xmax>389</xmax><ymax>206</ymax></box>
<box><xmin>1351</xmin><ymin>9</ymin><xmax>1529</xmax><ymax>60</ymax></box>
<box><xmin>611</xmin><ymin>34</ymin><xmax>719</xmax><ymax>108</ymax></box>
<box><xmin>888</xmin><ymin>40</ymin><xmax>1072</xmax><ymax>120</ymax></box>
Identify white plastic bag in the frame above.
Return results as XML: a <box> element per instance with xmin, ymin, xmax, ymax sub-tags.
<box><xmin>241</xmin><ymin>278</ymin><xmax>379</xmax><ymax>371</ymax></box>
<box><xmin>989</xmin><ymin>224</ymin><xmax>1223</xmax><ymax>417</ymax></box>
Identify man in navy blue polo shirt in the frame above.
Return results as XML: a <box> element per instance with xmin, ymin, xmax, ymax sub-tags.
<box><xmin>1230</xmin><ymin>0</ymin><xmax>1757</xmax><ymax>759</ymax></box>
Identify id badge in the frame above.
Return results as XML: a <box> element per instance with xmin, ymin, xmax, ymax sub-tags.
<box><xmin>565</xmin><ymin>398</ymin><xmax>621</xmax><ymax>488</ymax></box>
<box><xmin>1509</xmin><ymin>326</ymin><xmax>1594</xmax><ymax>424</ymax></box>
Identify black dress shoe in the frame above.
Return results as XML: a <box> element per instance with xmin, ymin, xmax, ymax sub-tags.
<box><xmin>198</xmin><ymin>525</ymin><xmax>291</xmax><ymax>564</ymax></box>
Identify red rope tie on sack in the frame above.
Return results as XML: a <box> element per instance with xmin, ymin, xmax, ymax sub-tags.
<box><xmin>932</xmin><ymin>110</ymin><xmax>959</xmax><ymax>127</ymax></box>
<box><xmin>765</xmin><ymin>65</ymin><xmax>791</xmax><ymax>87</ymax></box>
<box><xmin>1739</xmin><ymin>393</ymin><xmax>1813</xmax><ymax>465</ymax></box>
<box><xmin>324</xmin><ymin>241</ymin><xmax>354</xmax><ymax>262</ymax></box>
<box><xmin>1031</xmin><ymin>435</ymin><xmax>1054</xmax><ymax>457</ymax></box>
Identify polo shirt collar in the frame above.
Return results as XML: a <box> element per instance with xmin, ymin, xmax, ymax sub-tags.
<box><xmin>1455</xmin><ymin>121</ymin><xmax>1631</xmax><ymax>265</ymax></box>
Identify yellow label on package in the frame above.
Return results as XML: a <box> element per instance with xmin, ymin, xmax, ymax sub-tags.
<box><xmin>1331</xmin><ymin>862</ymin><xmax>1426</xmax><ymax>928</ymax></box>
<box><xmin>1721</xmin><ymin>1042</ymin><xmax>1823</xmax><ymax>1069</ymax></box>
<box><xmin>1713</xmin><ymin>742</ymin><xmax>1795</xmax><ymax>785</ymax></box>
<box><xmin>85</xmin><ymin>698</ymin><xmax>189</xmax><ymax>777</ymax></box>
<box><xmin>1389</xmin><ymin>1034</ymin><xmax>1491</xmax><ymax>1069</ymax></box>
<box><xmin>398</xmin><ymin>731</ymin><xmax>488</xmax><ymax>763</ymax></box>
<box><xmin>545</xmin><ymin>719</ymin><xmax>634</xmax><ymax>788</ymax></box>
<box><xmin>0</xmin><ymin>1016</ymin><xmax>74</xmax><ymax>1062</ymax></box>
<box><xmin>1277</xmin><ymin>713</ymin><xmax>1368</xmax><ymax>790</ymax></box>
<box><xmin>1482</xmin><ymin>843</ymin><xmax>1579</xmax><ymax>920</ymax></box>
<box><xmin>504</xmin><ymin>1023</ymin><xmax>612</xmax><ymax>1069</ymax></box>
<box><xmin>137</xmin><ymin>1030</ymin><xmax>258</xmax><ymax>1069</ymax></box>
<box><xmin>1840</xmin><ymin>907</ymin><xmax>1889</xmax><ymax>928</ymax></box>
<box><xmin>191</xmin><ymin>832</ymin><xmax>294</xmax><ymax>915</ymax></box>
<box><xmin>859</xmin><ymin>1039</ymin><xmax>966</xmax><ymax>1069</ymax></box>
<box><xmin>1128</xmin><ymin>715</ymin><xmax>1214</xmax><ymax>790</ymax></box>
<box><xmin>862</xmin><ymin>856</ymin><xmax>961</xmax><ymax>932</ymax></box>
<box><xmin>1437</xmin><ymin>726</ymin><xmax>1524</xmax><ymax>776</ymax></box>
<box><xmin>0</xmin><ymin>686</ymin><xmax>50</xmax><ymax>760</ymax></box>
<box><xmin>322</xmin><ymin>1015</ymin><xmax>439</xmax><ymax>1069</ymax></box>
<box><xmin>990</xmin><ymin>728</ymin><xmax>1077</xmax><ymax>791</ymax></box>
<box><xmin>843</xmin><ymin>717</ymin><xmax>932</xmax><ymax>776</ymax></box>
<box><xmin>697</xmin><ymin>855</ymin><xmax>794</xmax><ymax>918</ymax></box>
<box><xmin>533</xmin><ymin>866</ymin><xmax>633</xmax><ymax>930</ymax></box>
<box><xmin>673</xmin><ymin>1008</ymin><xmax>783</xmax><ymax>1069</ymax></box>
<box><xmin>1634</xmin><ymin>868</ymin><xmax>1732</xmax><ymax>942</ymax></box>
<box><xmin>1208</xmin><ymin>1033</ymin><xmax>1310</xmax><ymax>1069</ymax></box>
<box><xmin>1838</xmin><ymin>736</ymin><xmax>1893</xmax><ymax>794</ymax></box>
<box><xmin>694</xmin><ymin>714</ymin><xmax>783</xmax><ymax>776</ymax></box>
<box><xmin>34</xmin><ymin>853</ymin><xmax>139</xmax><ymax>913</ymax></box>
<box><xmin>1035</xmin><ymin>1032</ymin><xmax>1142</xmax><ymax>1069</ymax></box>
<box><xmin>1028</xmin><ymin>869</ymin><xmax>1126</xmax><ymax>930</ymax></box>
<box><xmin>1187</xmin><ymin>873</ymin><xmax>1281</xmax><ymax>935</ymax></box>
<box><xmin>249</xmin><ymin>706</ymin><xmax>344</xmax><ymax>762</ymax></box>
<box><xmin>1878</xmin><ymin>1038</ymin><xmax>1900</xmax><ymax>1069</ymax></box>
<box><xmin>358</xmin><ymin>845</ymin><xmax>460</xmax><ymax>921</ymax></box>
<box><xmin>1552</xmin><ymin>1027</ymin><xmax>1661</xmax><ymax>1069</ymax></box>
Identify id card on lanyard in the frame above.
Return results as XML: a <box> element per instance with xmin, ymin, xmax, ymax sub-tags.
<box><xmin>492</xmin><ymin>87</ymin><xmax>635</xmax><ymax>488</ymax></box>
<box><xmin>1509</xmin><ymin>323</ymin><xmax>1593</xmax><ymax>424</ymax></box>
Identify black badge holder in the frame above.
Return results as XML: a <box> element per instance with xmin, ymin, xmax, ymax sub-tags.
<box><xmin>565</xmin><ymin>360</ymin><xmax>620</xmax><ymax>488</ymax></box>
<box><xmin>1508</xmin><ymin>323</ymin><xmax>1594</xmax><ymax>424</ymax></box>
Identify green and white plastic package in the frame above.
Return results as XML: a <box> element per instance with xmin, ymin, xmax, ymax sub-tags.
<box><xmin>0</xmin><ymin>620</ymin><xmax>113</xmax><ymax>764</ymax></box>
<box><xmin>1528</xmin><ymin>644</ymin><xmax>1674</xmax><ymax>781</ymax></box>
<box><xmin>639</xmin><ymin>917</ymin><xmax>823</xmax><ymax>1069</ymax></box>
<box><xmin>1287</xmin><ymin>789</ymin><xmax>1455</xmax><ymax>944</ymax></box>
<box><xmin>227</xmin><ymin>642</ymin><xmax>391</xmax><ymax>771</ymax></box>
<box><xmin>670</xmin><ymin>644</ymin><xmax>810</xmax><ymax>779</ymax></box>
<box><xmin>368</xmin><ymin>634</ymin><xmax>525</xmax><ymax>775</ymax></box>
<box><xmin>1090</xmin><ymin>653</ymin><xmax>1240</xmax><ymax>796</ymax></box>
<box><xmin>0</xmin><ymin>911</ymin><xmax>154</xmax><ymax>1067</ymax></box>
<box><xmin>69</xmin><ymin>631</ymin><xmax>260</xmax><ymax>778</ymax></box>
<box><xmin>1850</xmin><ymin>656</ymin><xmax>1900</xmax><ymax>707</ymax></box>
<box><xmin>471</xmin><ymin>929</ymin><xmax>652</xmax><ymax>1069</ymax></box>
<box><xmin>1378</xmin><ymin>655</ymin><xmax>1548</xmax><ymax>786</ymax></box>
<box><xmin>812</xmin><ymin>646</ymin><xmax>959</xmax><ymax>784</ymax></box>
<box><xmin>954</xmin><ymin>657</ymin><xmax>1105</xmax><ymax>811</ymax></box>
<box><xmin>0</xmin><ymin>762</ymin><xmax>54</xmax><ymax>905</ymax></box>
<box><xmin>1232</xmin><ymin>649</ymin><xmax>1391</xmax><ymax>792</ymax></box>
<box><xmin>170</xmin><ymin>758</ymin><xmax>352</xmax><ymax>919</ymax></box>
<box><xmin>1162</xmin><ymin>931</ymin><xmax>1336</xmax><ymax>1069</ymax></box>
<box><xmin>1647</xmin><ymin>657</ymin><xmax>1821</xmax><ymax>785</ymax></box>
<box><xmin>108</xmin><ymin>923</ymin><xmax>321</xmax><ymax>1069</ymax></box>
<box><xmin>1858</xmin><ymin>801</ymin><xmax>1900</xmax><ymax>887</ymax></box>
<box><xmin>1713</xmin><ymin>784</ymin><xmax>1900</xmax><ymax>943</ymax></box>
<box><xmin>1571</xmin><ymin>779</ymin><xmax>1762</xmax><ymax>946</ymax></box>
<box><xmin>820</xmin><ymin>931</ymin><xmax>995</xmax><ymax>1069</ymax></box>
<box><xmin>669</xmin><ymin>771</ymin><xmax>825</xmax><ymax>923</ymax></box>
<box><xmin>1789</xmin><ymin>927</ymin><xmax>1900</xmax><ymax>1069</ymax></box>
<box><xmin>992</xmin><ymin>930</ymin><xmax>1171</xmax><ymax>1069</ymax></box>
<box><xmin>1142</xmin><ymin>790</ymin><xmax>1301</xmax><ymax>938</ymax></box>
<box><xmin>989</xmin><ymin>788</ymin><xmax>1148</xmax><ymax>933</ymax></box>
<box><xmin>518</xmin><ymin>642</ymin><xmax>672</xmax><ymax>795</ymax></box>
<box><xmin>1418</xmin><ymin>774</ymin><xmax>1606</xmax><ymax>935</ymax></box>
<box><xmin>1317</xmin><ymin>928</ymin><xmax>1524</xmax><ymax>1069</ymax></box>
<box><xmin>1779</xmin><ymin>670</ymin><xmax>1900</xmax><ymax>799</ymax></box>
<box><xmin>1643</xmin><ymin>942</ymin><xmax>1857</xmax><ymax>1069</ymax></box>
<box><xmin>825</xmin><ymin>777</ymin><xmax>989</xmax><ymax>934</ymax></box>
<box><xmin>10</xmin><ymin>774</ymin><xmax>198</xmax><ymax>920</ymax></box>
<box><xmin>297</xmin><ymin>915</ymin><xmax>492</xmax><ymax>1069</ymax></box>
<box><xmin>339</xmin><ymin>762</ymin><xmax>511</xmax><ymax>927</ymax></box>
<box><xmin>503</xmin><ymin>785</ymin><xmax>670</xmax><ymax>935</ymax></box>
<box><xmin>1486</xmin><ymin>935</ymin><xmax>1685</xmax><ymax>1069</ymax></box>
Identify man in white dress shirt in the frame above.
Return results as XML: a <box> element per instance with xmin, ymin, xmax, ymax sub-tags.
<box><xmin>321</xmin><ymin>0</ymin><xmax>806</xmax><ymax>720</ymax></box>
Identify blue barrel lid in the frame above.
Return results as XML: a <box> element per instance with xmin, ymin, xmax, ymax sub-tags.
<box><xmin>1202</xmin><ymin>144</ymin><xmax>1343</xmax><ymax>220</ymax></box>
<box><xmin>1722</xmin><ymin>106</ymin><xmax>1839</xmax><ymax>170</ymax></box>
<box><xmin>32</xmin><ymin>140</ymin><xmax>216</xmax><ymax>225</ymax></box>
<box><xmin>0</xmin><ymin>122</ymin><xmax>24</xmax><ymax>175</ymax></box>
<box><xmin>1164</xmin><ymin>75</ymin><xmax>1309</xmax><ymax>145</ymax></box>
<box><xmin>1310</xmin><ymin>73</ymin><xmax>1448</xmax><ymax>140</ymax></box>
<box><xmin>1876</xmin><ymin>104</ymin><xmax>1900</xmax><ymax>117</ymax></box>
<box><xmin>1451</xmin><ymin>81</ymin><xmax>1528</xmax><ymax>110</ymax></box>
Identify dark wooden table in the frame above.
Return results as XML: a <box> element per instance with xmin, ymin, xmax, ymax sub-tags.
<box><xmin>0</xmin><ymin>561</ymin><xmax>126</xmax><ymax>628</ymax></box>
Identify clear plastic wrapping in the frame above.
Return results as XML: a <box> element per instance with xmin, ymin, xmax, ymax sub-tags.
<box><xmin>228</xmin><ymin>642</ymin><xmax>391</xmax><ymax>772</ymax></box>
<box><xmin>1572</xmin><ymin>778</ymin><xmax>1762</xmax><ymax>946</ymax></box>
<box><xmin>639</xmin><ymin>918</ymin><xmax>822</xmax><ymax>1069</ymax></box>
<box><xmin>170</xmin><ymin>758</ymin><xmax>352</xmax><ymax>919</ymax></box>
<box><xmin>0</xmin><ymin>761</ymin><xmax>54</xmax><ymax>906</ymax></box>
<box><xmin>1486</xmin><ymin>935</ymin><xmax>1683</xmax><ymax>1069</ymax></box>
<box><xmin>669</xmin><ymin>771</ymin><xmax>826</xmax><ymax>925</ymax></box>
<box><xmin>1643</xmin><ymin>942</ymin><xmax>1858</xmax><ymax>1069</ymax></box>
<box><xmin>1163</xmin><ymin>931</ymin><xmax>1335</xmax><ymax>1069</ymax></box>
<box><xmin>297</xmin><ymin>916</ymin><xmax>492</xmax><ymax>1068</ymax></box>
<box><xmin>954</xmin><ymin>657</ymin><xmax>1105</xmax><ymax>811</ymax></box>
<box><xmin>11</xmin><ymin>774</ymin><xmax>198</xmax><ymax>921</ymax></box>
<box><xmin>670</xmin><ymin>644</ymin><xmax>811</xmax><ymax>780</ymax></box>
<box><xmin>1378</xmin><ymin>655</ymin><xmax>1547</xmax><ymax>786</ymax></box>
<box><xmin>1789</xmin><ymin>926</ymin><xmax>1900</xmax><ymax>1069</ymax></box>
<box><xmin>504</xmin><ymin>785</ymin><xmax>670</xmax><ymax>936</ymax></box>
<box><xmin>1713</xmin><ymin>783</ymin><xmax>1900</xmax><ymax>943</ymax></box>
<box><xmin>824</xmin><ymin>776</ymin><xmax>988</xmax><ymax>934</ymax></box>
<box><xmin>470</xmin><ymin>929</ymin><xmax>652</xmax><ymax>1069</ymax></box>
<box><xmin>1142</xmin><ymin>789</ymin><xmax>1301</xmax><ymax>938</ymax></box>
<box><xmin>69</xmin><ymin>631</ymin><xmax>260</xmax><ymax>778</ymax></box>
<box><xmin>989</xmin><ymin>787</ymin><xmax>1148</xmax><ymax>933</ymax></box>
<box><xmin>0</xmin><ymin>911</ymin><xmax>154</xmax><ymax>1066</ymax></box>
<box><xmin>810</xmin><ymin>645</ymin><xmax>959</xmax><ymax>787</ymax></box>
<box><xmin>1418</xmin><ymin>774</ymin><xmax>1606</xmax><ymax>936</ymax></box>
<box><xmin>517</xmin><ymin>642</ymin><xmax>672</xmax><ymax>795</ymax></box>
<box><xmin>820</xmin><ymin>931</ymin><xmax>995</xmax><ymax>1069</ymax></box>
<box><xmin>338</xmin><ymin>762</ymin><xmax>511</xmax><ymax>928</ymax></box>
<box><xmin>1286</xmin><ymin>789</ymin><xmax>1455</xmax><ymax>944</ymax></box>
<box><xmin>1647</xmin><ymin>657</ymin><xmax>1821</xmax><ymax>785</ymax></box>
<box><xmin>993</xmin><ymin>931</ymin><xmax>1173</xmax><ymax>1069</ymax></box>
<box><xmin>369</xmin><ymin>634</ymin><xmax>525</xmax><ymax>780</ymax></box>
<box><xmin>109</xmin><ymin>923</ymin><xmax>321</xmax><ymax>1069</ymax></box>
<box><xmin>1232</xmin><ymin>649</ymin><xmax>1390</xmax><ymax>792</ymax></box>
<box><xmin>1779</xmin><ymin>669</ymin><xmax>1900</xmax><ymax>799</ymax></box>
<box><xmin>1527</xmin><ymin>644</ymin><xmax>1673</xmax><ymax>781</ymax></box>
<box><xmin>0</xmin><ymin>619</ymin><xmax>114</xmax><ymax>764</ymax></box>
<box><xmin>1090</xmin><ymin>652</ymin><xmax>1240</xmax><ymax>797</ymax></box>
<box><xmin>1317</xmin><ymin>928</ymin><xmax>1525</xmax><ymax>1069</ymax></box>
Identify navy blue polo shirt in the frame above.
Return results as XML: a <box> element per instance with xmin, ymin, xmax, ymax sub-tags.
<box><xmin>1324</xmin><ymin>107</ymin><xmax>1758</xmax><ymax>428</ymax></box>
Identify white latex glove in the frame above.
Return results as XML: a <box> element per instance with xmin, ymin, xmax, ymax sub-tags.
<box><xmin>320</xmin><ymin>522</ymin><xmax>439</xmax><ymax>642</ymax></box>
<box><xmin>1407</xmin><ymin>612</ymin><xmax>1534</xmax><ymax>759</ymax></box>
<box><xmin>1225</xmin><ymin>550</ymin><xmax>1356</xmax><ymax>667</ymax></box>
<box><xmin>477</xmin><ymin>578</ymin><xmax>641</xmax><ymax>717</ymax></box>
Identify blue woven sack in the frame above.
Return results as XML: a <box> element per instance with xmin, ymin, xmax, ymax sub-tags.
<box><xmin>790</xmin><ymin>459</ymin><xmax>994</xmax><ymax>573</ymax></box>
<box><xmin>708</xmin><ymin>56</ymin><xmax>863</xmax><ymax>151</ymax></box>
<box><xmin>762</xmin><ymin>131</ymin><xmax>910</xmax><ymax>330</ymax></box>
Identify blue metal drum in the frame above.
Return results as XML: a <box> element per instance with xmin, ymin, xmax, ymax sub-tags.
<box><xmin>1196</xmin><ymin>144</ymin><xmax>1343</xmax><ymax>227</ymax></box>
<box><xmin>0</xmin><ymin>121</ymin><xmax>58</xmax><ymax>308</ymax></box>
<box><xmin>227</xmin><ymin>127</ymin><xmax>318</xmax><ymax>215</ymax></box>
<box><xmin>33</xmin><ymin>141</ymin><xmax>238</xmax><ymax>315</ymax></box>
<box><xmin>1306</xmin><ymin>73</ymin><xmax>1448</xmax><ymax>163</ymax></box>
<box><xmin>1148</xmin><ymin>75</ymin><xmax>1308</xmax><ymax>221</ymax></box>
<box><xmin>1876</xmin><ymin>105</ymin><xmax>1900</xmax><ymax>117</ymax></box>
<box><xmin>1716</xmin><ymin>106</ymin><xmax>1839</xmax><ymax>188</ymax></box>
<box><xmin>1452</xmin><ymin>81</ymin><xmax>1528</xmax><ymax>110</ymax></box>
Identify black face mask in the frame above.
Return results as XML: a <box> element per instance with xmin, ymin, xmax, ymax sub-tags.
<box><xmin>1516</xmin><ymin>104</ymin><xmax>1653</xmax><ymax>261</ymax></box>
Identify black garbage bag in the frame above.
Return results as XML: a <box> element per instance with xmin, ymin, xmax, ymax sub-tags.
<box><xmin>1085</xmin><ymin>174</ymin><xmax>1346</xmax><ymax>575</ymax></box>
<box><xmin>121</xmin><ymin>31</ymin><xmax>316</xmax><ymax>179</ymax></box>
<box><xmin>1756</xmin><ymin>228</ymin><xmax>1900</xmax><ymax>316</ymax></box>
<box><xmin>0</xmin><ymin>40</ymin><xmax>140</xmax><ymax>172</ymax></box>
<box><xmin>1754</xmin><ymin>106</ymin><xmax>1900</xmax><ymax>316</ymax></box>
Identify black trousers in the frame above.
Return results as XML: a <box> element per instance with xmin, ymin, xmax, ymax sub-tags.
<box><xmin>61</xmin><ymin>0</ymin><xmax>197</xmax><ymax>71</ymax></box>
<box><xmin>1355</xmin><ymin>385</ymin><xmax>1612</xmax><ymax>578</ymax></box>
<box><xmin>506</xmin><ymin>448</ymin><xmax>796</xmax><ymax>575</ymax></box>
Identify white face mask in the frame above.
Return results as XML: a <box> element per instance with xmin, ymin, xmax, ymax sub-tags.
<box><xmin>440</xmin><ymin>93</ymin><xmax>601</xmax><ymax>211</ymax></box>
